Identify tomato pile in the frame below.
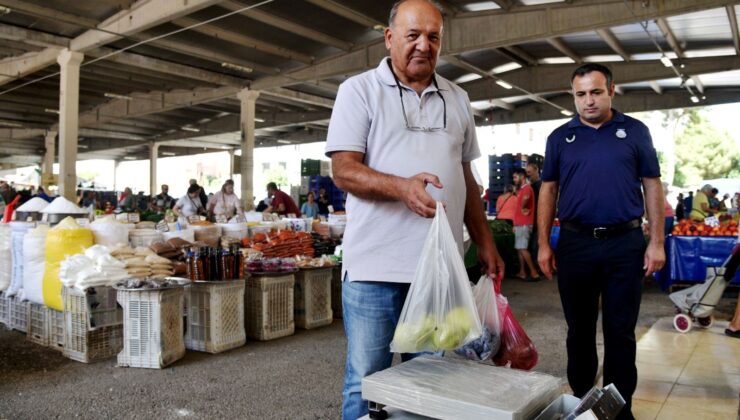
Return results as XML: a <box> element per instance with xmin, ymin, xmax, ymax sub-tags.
<box><xmin>672</xmin><ymin>219</ymin><xmax>738</xmax><ymax>237</ymax></box>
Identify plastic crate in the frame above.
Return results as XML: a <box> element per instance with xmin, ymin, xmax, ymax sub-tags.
<box><xmin>63</xmin><ymin>286</ymin><xmax>122</xmax><ymax>330</ymax></box>
<box><xmin>331</xmin><ymin>266</ymin><xmax>342</xmax><ymax>319</ymax></box>
<box><xmin>0</xmin><ymin>292</ymin><xmax>8</xmax><ymax>327</ymax></box>
<box><xmin>9</xmin><ymin>295</ymin><xmax>28</xmax><ymax>333</ymax></box>
<box><xmin>117</xmin><ymin>287</ymin><xmax>186</xmax><ymax>369</ymax></box>
<box><xmin>48</xmin><ymin>308</ymin><xmax>65</xmax><ymax>352</ymax></box>
<box><xmin>244</xmin><ymin>274</ymin><xmax>295</xmax><ymax>341</ymax></box>
<box><xmin>294</xmin><ymin>268</ymin><xmax>333</xmax><ymax>329</ymax></box>
<box><xmin>26</xmin><ymin>303</ymin><xmax>49</xmax><ymax>346</ymax></box>
<box><xmin>62</xmin><ymin>286</ymin><xmax>123</xmax><ymax>362</ymax></box>
<box><xmin>185</xmin><ymin>280</ymin><xmax>246</xmax><ymax>354</ymax></box>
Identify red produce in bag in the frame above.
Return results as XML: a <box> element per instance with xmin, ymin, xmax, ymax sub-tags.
<box><xmin>492</xmin><ymin>294</ymin><xmax>538</xmax><ymax>370</ymax></box>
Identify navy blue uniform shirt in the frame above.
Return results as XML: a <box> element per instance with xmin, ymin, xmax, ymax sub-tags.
<box><xmin>542</xmin><ymin>110</ymin><xmax>660</xmax><ymax>225</ymax></box>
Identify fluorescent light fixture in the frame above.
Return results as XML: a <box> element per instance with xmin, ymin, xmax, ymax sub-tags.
<box><xmin>221</xmin><ymin>145</ymin><xmax>230</xmax><ymax>149</ymax></box>
<box><xmin>104</xmin><ymin>92</ymin><xmax>132</xmax><ymax>100</ymax></box>
<box><xmin>561</xmin><ymin>110</ymin><xmax>573</xmax><ymax>116</ymax></box>
<box><xmin>45</xmin><ymin>108</ymin><xmax>60</xmax><ymax>114</ymax></box>
<box><xmin>690</xmin><ymin>95</ymin><xmax>699</xmax><ymax>103</ymax></box>
<box><xmin>161</xmin><ymin>152</ymin><xmax>176</xmax><ymax>156</ymax></box>
<box><xmin>0</xmin><ymin>6</ymin><xmax>10</xmax><ymax>14</ymax></box>
<box><xmin>181</xmin><ymin>126</ymin><xmax>200</xmax><ymax>132</ymax></box>
<box><xmin>123</xmin><ymin>156</ymin><xmax>137</xmax><ymax>160</ymax></box>
<box><xmin>660</xmin><ymin>56</ymin><xmax>672</xmax><ymax>67</ymax></box>
<box><xmin>254</xmin><ymin>117</ymin><xmax>265</xmax><ymax>123</ymax></box>
<box><xmin>221</xmin><ymin>62</ymin><xmax>253</xmax><ymax>73</ymax></box>
<box><xmin>495</xmin><ymin>80</ymin><xmax>513</xmax><ymax>89</ymax></box>
<box><xmin>77</xmin><ymin>144</ymin><xmax>88</xmax><ymax>149</ymax></box>
<box><xmin>277</xmin><ymin>139</ymin><xmax>292</xmax><ymax>144</ymax></box>
<box><xmin>0</xmin><ymin>120</ymin><xmax>23</xmax><ymax>128</ymax></box>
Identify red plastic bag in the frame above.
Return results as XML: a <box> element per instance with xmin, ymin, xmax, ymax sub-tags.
<box><xmin>492</xmin><ymin>294</ymin><xmax>538</xmax><ymax>370</ymax></box>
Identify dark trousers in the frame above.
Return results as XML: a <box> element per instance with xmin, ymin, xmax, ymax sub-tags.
<box><xmin>556</xmin><ymin>227</ymin><xmax>646</xmax><ymax>420</ymax></box>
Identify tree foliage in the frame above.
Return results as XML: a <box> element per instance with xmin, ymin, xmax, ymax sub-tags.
<box><xmin>671</xmin><ymin>109</ymin><xmax>740</xmax><ymax>187</ymax></box>
<box><xmin>265</xmin><ymin>167</ymin><xmax>288</xmax><ymax>188</ymax></box>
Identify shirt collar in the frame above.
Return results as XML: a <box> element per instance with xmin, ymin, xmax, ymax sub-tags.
<box><xmin>567</xmin><ymin>108</ymin><xmax>624</xmax><ymax>128</ymax></box>
<box><xmin>375</xmin><ymin>57</ymin><xmax>447</xmax><ymax>93</ymax></box>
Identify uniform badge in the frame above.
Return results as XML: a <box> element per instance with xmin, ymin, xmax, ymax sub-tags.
<box><xmin>565</xmin><ymin>134</ymin><xmax>576</xmax><ymax>143</ymax></box>
<box><xmin>616</xmin><ymin>128</ymin><xmax>627</xmax><ymax>139</ymax></box>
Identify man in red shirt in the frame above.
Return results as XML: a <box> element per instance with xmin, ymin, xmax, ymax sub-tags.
<box><xmin>513</xmin><ymin>168</ymin><xmax>540</xmax><ymax>281</ymax></box>
<box><xmin>265</xmin><ymin>182</ymin><xmax>301</xmax><ymax>216</ymax></box>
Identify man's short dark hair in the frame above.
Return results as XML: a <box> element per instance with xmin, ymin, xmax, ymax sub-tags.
<box><xmin>266</xmin><ymin>182</ymin><xmax>277</xmax><ymax>191</ymax></box>
<box><xmin>527</xmin><ymin>161</ymin><xmax>540</xmax><ymax>170</ymax></box>
<box><xmin>389</xmin><ymin>0</ymin><xmax>444</xmax><ymax>28</ymax></box>
<box><xmin>571</xmin><ymin>63</ymin><xmax>613</xmax><ymax>89</ymax></box>
<box><xmin>513</xmin><ymin>168</ymin><xmax>526</xmax><ymax>177</ymax></box>
<box><xmin>187</xmin><ymin>184</ymin><xmax>200</xmax><ymax>194</ymax></box>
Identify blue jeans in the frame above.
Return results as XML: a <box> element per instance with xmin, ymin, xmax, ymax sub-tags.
<box><xmin>341</xmin><ymin>278</ymin><xmax>419</xmax><ymax>420</ymax></box>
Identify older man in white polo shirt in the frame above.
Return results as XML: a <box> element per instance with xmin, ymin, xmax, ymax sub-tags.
<box><xmin>325</xmin><ymin>1</ymin><xmax>504</xmax><ymax>418</ymax></box>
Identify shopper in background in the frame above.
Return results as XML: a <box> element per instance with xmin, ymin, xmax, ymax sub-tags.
<box><xmin>81</xmin><ymin>191</ymin><xmax>97</xmax><ymax>209</ymax></box>
<box><xmin>36</xmin><ymin>186</ymin><xmax>53</xmax><ymax>202</ymax></box>
<box><xmin>265</xmin><ymin>182</ymin><xmax>300</xmax><ymax>216</ymax></box>
<box><xmin>709</xmin><ymin>187</ymin><xmax>721</xmax><ymax>211</ymax></box>
<box><xmin>675</xmin><ymin>192</ymin><xmax>685</xmax><ymax>221</ymax></box>
<box><xmin>538</xmin><ymin>63</ymin><xmax>664</xmax><ymax>420</ymax></box>
<box><xmin>118</xmin><ymin>187</ymin><xmax>135</xmax><ymax>211</ymax></box>
<box><xmin>173</xmin><ymin>184</ymin><xmax>207</xmax><ymax>220</ymax></box>
<box><xmin>154</xmin><ymin>184</ymin><xmax>175</xmax><ymax>212</ymax></box>
<box><xmin>301</xmin><ymin>191</ymin><xmax>320</xmax><ymax>218</ymax></box>
<box><xmin>0</xmin><ymin>180</ymin><xmax>17</xmax><ymax>206</ymax></box>
<box><xmin>207</xmin><ymin>179</ymin><xmax>243</xmax><ymax>220</ymax></box>
<box><xmin>513</xmin><ymin>168</ymin><xmax>539</xmax><ymax>281</ymax></box>
<box><xmin>189</xmin><ymin>178</ymin><xmax>208</xmax><ymax>208</ymax></box>
<box><xmin>690</xmin><ymin>184</ymin><xmax>713</xmax><ymax>222</ymax></box>
<box><xmin>317</xmin><ymin>186</ymin><xmax>331</xmax><ymax>216</ymax></box>
<box><xmin>325</xmin><ymin>1</ymin><xmax>503</xmax><ymax>418</ymax></box>
<box><xmin>495</xmin><ymin>185</ymin><xmax>517</xmax><ymax>225</ymax></box>
<box><xmin>526</xmin><ymin>161</ymin><xmax>542</xmax><ymax>274</ymax></box>
<box><xmin>683</xmin><ymin>190</ymin><xmax>693</xmax><ymax>218</ymax></box>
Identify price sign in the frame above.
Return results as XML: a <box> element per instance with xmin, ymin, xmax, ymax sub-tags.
<box><xmin>188</xmin><ymin>215</ymin><xmax>202</xmax><ymax>224</ymax></box>
<box><xmin>127</xmin><ymin>213</ymin><xmax>140</xmax><ymax>223</ymax></box>
<box><xmin>215</xmin><ymin>214</ymin><xmax>228</xmax><ymax>224</ymax></box>
<box><xmin>156</xmin><ymin>220</ymin><xmax>170</xmax><ymax>232</ymax></box>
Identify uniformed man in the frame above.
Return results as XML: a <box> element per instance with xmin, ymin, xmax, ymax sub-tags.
<box><xmin>537</xmin><ymin>63</ymin><xmax>665</xmax><ymax>420</ymax></box>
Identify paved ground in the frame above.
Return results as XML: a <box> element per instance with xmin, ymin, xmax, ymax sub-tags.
<box><xmin>0</xmin><ymin>278</ymin><xmax>736</xmax><ymax>420</ymax></box>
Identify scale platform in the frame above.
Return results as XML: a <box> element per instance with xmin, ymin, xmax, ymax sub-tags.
<box><xmin>361</xmin><ymin>356</ymin><xmax>563</xmax><ymax>420</ymax></box>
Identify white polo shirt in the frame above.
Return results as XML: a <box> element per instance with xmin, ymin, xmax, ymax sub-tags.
<box><xmin>325</xmin><ymin>57</ymin><xmax>481</xmax><ymax>283</ymax></box>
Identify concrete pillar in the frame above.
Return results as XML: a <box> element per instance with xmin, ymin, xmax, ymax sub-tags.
<box><xmin>41</xmin><ymin>130</ymin><xmax>57</xmax><ymax>191</ymax></box>
<box><xmin>149</xmin><ymin>142</ymin><xmax>159</xmax><ymax>196</ymax></box>
<box><xmin>56</xmin><ymin>49</ymin><xmax>84</xmax><ymax>201</ymax></box>
<box><xmin>112</xmin><ymin>159</ymin><xmax>120</xmax><ymax>191</ymax></box>
<box><xmin>238</xmin><ymin>89</ymin><xmax>260</xmax><ymax>211</ymax></box>
<box><xmin>228</xmin><ymin>148</ymin><xmax>235</xmax><ymax>180</ymax></box>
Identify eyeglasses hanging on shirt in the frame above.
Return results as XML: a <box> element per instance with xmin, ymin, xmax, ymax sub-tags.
<box><xmin>387</xmin><ymin>59</ymin><xmax>447</xmax><ymax>132</ymax></box>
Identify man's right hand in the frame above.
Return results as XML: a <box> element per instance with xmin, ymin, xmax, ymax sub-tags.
<box><xmin>538</xmin><ymin>244</ymin><xmax>557</xmax><ymax>280</ymax></box>
<box><xmin>402</xmin><ymin>173</ymin><xmax>443</xmax><ymax>218</ymax></box>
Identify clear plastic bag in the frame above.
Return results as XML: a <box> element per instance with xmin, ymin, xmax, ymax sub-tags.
<box><xmin>390</xmin><ymin>202</ymin><xmax>482</xmax><ymax>353</ymax></box>
<box><xmin>455</xmin><ymin>276</ymin><xmax>501</xmax><ymax>360</ymax></box>
<box><xmin>493</xmin><ymin>294</ymin><xmax>539</xmax><ymax>370</ymax></box>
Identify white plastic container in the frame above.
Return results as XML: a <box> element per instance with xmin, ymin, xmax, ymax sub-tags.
<box><xmin>185</xmin><ymin>280</ymin><xmax>246</xmax><ymax>353</ymax></box>
<box><xmin>117</xmin><ymin>285</ymin><xmax>186</xmax><ymax>369</ymax></box>
<box><xmin>129</xmin><ymin>229</ymin><xmax>163</xmax><ymax>248</ymax></box>
<box><xmin>218</xmin><ymin>223</ymin><xmax>249</xmax><ymax>240</ymax></box>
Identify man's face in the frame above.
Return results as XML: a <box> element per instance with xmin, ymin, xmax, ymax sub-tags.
<box><xmin>162</xmin><ymin>185</ymin><xmax>168</xmax><ymax>194</ymax></box>
<box><xmin>384</xmin><ymin>0</ymin><xmax>443</xmax><ymax>83</ymax></box>
<box><xmin>572</xmin><ymin>71</ymin><xmax>614</xmax><ymax>126</ymax></box>
<box><xmin>513</xmin><ymin>173</ymin><xmax>524</xmax><ymax>187</ymax></box>
<box><xmin>525</xmin><ymin>164</ymin><xmax>538</xmax><ymax>180</ymax></box>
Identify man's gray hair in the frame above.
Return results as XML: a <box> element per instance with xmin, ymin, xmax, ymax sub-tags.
<box><xmin>388</xmin><ymin>0</ymin><xmax>445</xmax><ymax>28</ymax></box>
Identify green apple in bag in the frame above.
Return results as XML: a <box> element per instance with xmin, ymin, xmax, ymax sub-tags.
<box><xmin>432</xmin><ymin>307</ymin><xmax>473</xmax><ymax>350</ymax></box>
<box><xmin>393</xmin><ymin>315</ymin><xmax>436</xmax><ymax>351</ymax></box>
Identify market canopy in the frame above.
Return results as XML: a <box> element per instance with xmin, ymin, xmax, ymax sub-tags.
<box><xmin>1</xmin><ymin>0</ymin><xmax>740</xmax><ymax>166</ymax></box>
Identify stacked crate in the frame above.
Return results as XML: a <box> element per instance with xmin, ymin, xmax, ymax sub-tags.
<box><xmin>308</xmin><ymin>175</ymin><xmax>345</xmax><ymax>212</ymax></box>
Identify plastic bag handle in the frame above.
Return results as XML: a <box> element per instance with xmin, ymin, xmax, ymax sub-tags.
<box><xmin>492</xmin><ymin>274</ymin><xmax>502</xmax><ymax>295</ymax></box>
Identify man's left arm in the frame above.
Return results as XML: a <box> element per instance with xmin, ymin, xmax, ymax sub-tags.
<box><xmin>463</xmin><ymin>162</ymin><xmax>504</xmax><ymax>282</ymax></box>
<box><xmin>642</xmin><ymin>176</ymin><xmax>666</xmax><ymax>275</ymax></box>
